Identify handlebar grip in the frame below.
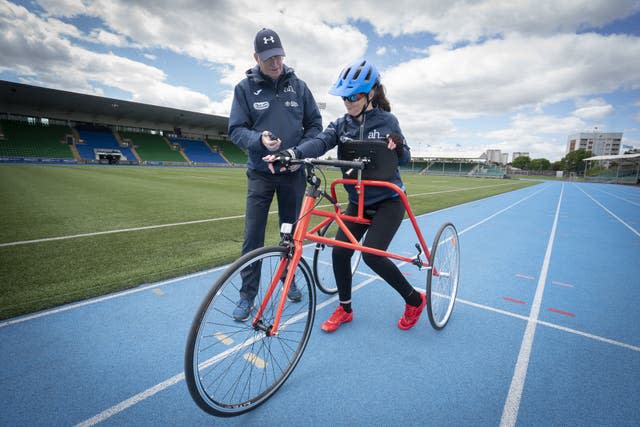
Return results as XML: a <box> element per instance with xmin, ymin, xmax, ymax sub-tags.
<box><xmin>290</xmin><ymin>158</ymin><xmax>367</xmax><ymax>170</ymax></box>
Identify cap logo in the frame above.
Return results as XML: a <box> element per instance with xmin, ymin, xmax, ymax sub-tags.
<box><xmin>263</xmin><ymin>36</ymin><xmax>275</xmax><ymax>44</ymax></box>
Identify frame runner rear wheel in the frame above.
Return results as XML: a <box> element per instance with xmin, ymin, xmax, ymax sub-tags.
<box><xmin>312</xmin><ymin>220</ymin><xmax>363</xmax><ymax>294</ymax></box>
<box><xmin>426</xmin><ymin>222</ymin><xmax>460</xmax><ymax>330</ymax></box>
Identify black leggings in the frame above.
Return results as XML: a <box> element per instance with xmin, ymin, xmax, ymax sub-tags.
<box><xmin>331</xmin><ymin>198</ymin><xmax>415</xmax><ymax>304</ymax></box>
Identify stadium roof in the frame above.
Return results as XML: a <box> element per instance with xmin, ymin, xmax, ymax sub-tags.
<box><xmin>584</xmin><ymin>154</ymin><xmax>640</xmax><ymax>161</ymax></box>
<box><xmin>0</xmin><ymin>80</ymin><xmax>228</xmax><ymax>136</ymax></box>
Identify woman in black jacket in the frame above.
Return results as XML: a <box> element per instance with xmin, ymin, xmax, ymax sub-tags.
<box><xmin>266</xmin><ymin>59</ymin><xmax>426</xmax><ymax>333</ymax></box>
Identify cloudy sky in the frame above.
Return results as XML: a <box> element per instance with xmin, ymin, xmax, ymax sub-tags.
<box><xmin>1</xmin><ymin>0</ymin><xmax>640</xmax><ymax>161</ymax></box>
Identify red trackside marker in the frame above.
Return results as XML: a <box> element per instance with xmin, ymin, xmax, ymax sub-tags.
<box><xmin>503</xmin><ymin>296</ymin><xmax>527</xmax><ymax>305</ymax></box>
<box><xmin>547</xmin><ymin>308</ymin><xmax>576</xmax><ymax>317</ymax></box>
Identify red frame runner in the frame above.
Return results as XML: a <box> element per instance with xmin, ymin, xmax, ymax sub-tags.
<box><xmin>254</xmin><ymin>177</ymin><xmax>433</xmax><ymax>334</ymax></box>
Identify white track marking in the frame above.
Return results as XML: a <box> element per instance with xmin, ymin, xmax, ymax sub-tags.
<box><xmin>72</xmin><ymin>183</ymin><xmax>638</xmax><ymax>425</ymax></box>
<box><xmin>71</xmin><ymin>185</ymin><xmax>548</xmax><ymax>425</ymax></box>
<box><xmin>575</xmin><ymin>185</ymin><xmax>640</xmax><ymax>238</ymax></box>
<box><xmin>0</xmin><ymin>266</ymin><xmax>227</xmax><ymax>328</ymax></box>
<box><xmin>592</xmin><ymin>187</ymin><xmax>640</xmax><ymax>207</ymax></box>
<box><xmin>500</xmin><ymin>184</ymin><xmax>564</xmax><ymax>427</ymax></box>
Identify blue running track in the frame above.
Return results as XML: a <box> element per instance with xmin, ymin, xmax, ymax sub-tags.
<box><xmin>1</xmin><ymin>181</ymin><xmax>639</xmax><ymax>426</ymax></box>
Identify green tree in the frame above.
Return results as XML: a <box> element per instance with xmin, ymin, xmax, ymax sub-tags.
<box><xmin>530</xmin><ymin>158</ymin><xmax>551</xmax><ymax>171</ymax></box>
<box><xmin>562</xmin><ymin>149</ymin><xmax>592</xmax><ymax>173</ymax></box>
<box><xmin>512</xmin><ymin>155</ymin><xmax>531</xmax><ymax>170</ymax></box>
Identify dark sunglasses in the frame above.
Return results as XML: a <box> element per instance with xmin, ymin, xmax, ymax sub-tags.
<box><xmin>341</xmin><ymin>93</ymin><xmax>366</xmax><ymax>102</ymax></box>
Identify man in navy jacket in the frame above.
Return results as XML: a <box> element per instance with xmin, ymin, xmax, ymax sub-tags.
<box><xmin>228</xmin><ymin>28</ymin><xmax>322</xmax><ymax>321</ymax></box>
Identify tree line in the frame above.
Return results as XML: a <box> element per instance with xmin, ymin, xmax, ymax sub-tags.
<box><xmin>511</xmin><ymin>149</ymin><xmax>592</xmax><ymax>173</ymax></box>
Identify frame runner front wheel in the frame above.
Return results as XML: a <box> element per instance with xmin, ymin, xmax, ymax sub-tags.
<box><xmin>426</xmin><ymin>222</ymin><xmax>460</xmax><ymax>330</ymax></box>
<box><xmin>185</xmin><ymin>246</ymin><xmax>316</xmax><ymax>417</ymax></box>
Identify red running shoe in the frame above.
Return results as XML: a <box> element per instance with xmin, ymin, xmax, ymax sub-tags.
<box><xmin>321</xmin><ymin>305</ymin><xmax>353</xmax><ymax>333</ymax></box>
<box><xmin>398</xmin><ymin>292</ymin><xmax>427</xmax><ymax>330</ymax></box>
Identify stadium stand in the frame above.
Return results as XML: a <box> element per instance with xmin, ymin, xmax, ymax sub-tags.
<box><xmin>206</xmin><ymin>138</ymin><xmax>247</xmax><ymax>164</ymax></box>
<box><xmin>0</xmin><ymin>119</ymin><xmax>73</xmax><ymax>159</ymax></box>
<box><xmin>76</xmin><ymin>127</ymin><xmax>136</xmax><ymax>162</ymax></box>
<box><xmin>475</xmin><ymin>164</ymin><xmax>507</xmax><ymax>177</ymax></box>
<box><xmin>399</xmin><ymin>159</ymin><xmax>430</xmax><ymax>173</ymax></box>
<box><xmin>584</xmin><ymin>153</ymin><xmax>640</xmax><ymax>184</ymax></box>
<box><xmin>169</xmin><ymin>137</ymin><xmax>227</xmax><ymax>164</ymax></box>
<box><xmin>120</xmin><ymin>131</ymin><xmax>186</xmax><ymax>163</ymax></box>
<box><xmin>426</xmin><ymin>161</ymin><xmax>476</xmax><ymax>174</ymax></box>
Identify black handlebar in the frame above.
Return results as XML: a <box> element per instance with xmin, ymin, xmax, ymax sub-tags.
<box><xmin>288</xmin><ymin>157</ymin><xmax>368</xmax><ymax>170</ymax></box>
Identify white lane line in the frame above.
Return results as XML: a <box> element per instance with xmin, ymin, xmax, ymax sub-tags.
<box><xmin>408</xmin><ymin>181</ymin><xmax>522</xmax><ymax>198</ymax></box>
<box><xmin>457</xmin><ymin>186</ymin><xmax>547</xmax><ymax>236</ymax></box>
<box><xmin>75</xmin><ymin>373</ymin><xmax>186</xmax><ymax>427</ymax></box>
<box><xmin>72</xmin><ymin>182</ymin><xmax>639</xmax><ymax>426</ymax></box>
<box><xmin>456</xmin><ymin>297</ymin><xmax>640</xmax><ymax>352</ymax></box>
<box><xmin>575</xmin><ymin>185</ymin><xmax>640</xmax><ymax>238</ymax></box>
<box><xmin>71</xmin><ymin>185</ymin><xmax>547</xmax><ymax>425</ymax></box>
<box><xmin>73</xmin><ymin>273</ymin><xmax>380</xmax><ymax>427</ymax></box>
<box><xmin>0</xmin><ymin>266</ymin><xmax>228</xmax><ymax>328</ymax></box>
<box><xmin>76</xmin><ymin>271</ymin><xmax>640</xmax><ymax>427</ymax></box>
<box><xmin>593</xmin><ymin>187</ymin><xmax>640</xmax><ymax>207</ymax></box>
<box><xmin>500</xmin><ymin>184</ymin><xmax>564</xmax><ymax>427</ymax></box>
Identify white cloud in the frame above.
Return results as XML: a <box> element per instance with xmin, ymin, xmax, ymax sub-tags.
<box><xmin>572</xmin><ymin>98</ymin><xmax>614</xmax><ymax>121</ymax></box>
<box><xmin>386</xmin><ymin>33</ymin><xmax>640</xmax><ymax>117</ymax></box>
<box><xmin>293</xmin><ymin>0</ymin><xmax>639</xmax><ymax>42</ymax></box>
<box><xmin>87</xmin><ymin>28</ymin><xmax>134</xmax><ymax>48</ymax></box>
<box><xmin>2</xmin><ymin>0</ymin><xmax>640</xmax><ymax>161</ymax></box>
<box><xmin>0</xmin><ymin>1</ymin><xmax>226</xmax><ymax>113</ymax></box>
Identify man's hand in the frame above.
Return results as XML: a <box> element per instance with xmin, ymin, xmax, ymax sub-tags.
<box><xmin>262</xmin><ymin>131</ymin><xmax>282</xmax><ymax>152</ymax></box>
<box><xmin>263</xmin><ymin>149</ymin><xmax>297</xmax><ymax>173</ymax></box>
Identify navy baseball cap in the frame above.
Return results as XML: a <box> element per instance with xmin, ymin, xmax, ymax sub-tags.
<box><xmin>254</xmin><ymin>28</ymin><xmax>285</xmax><ymax>61</ymax></box>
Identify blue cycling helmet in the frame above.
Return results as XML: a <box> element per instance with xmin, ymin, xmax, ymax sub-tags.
<box><xmin>329</xmin><ymin>59</ymin><xmax>380</xmax><ymax>97</ymax></box>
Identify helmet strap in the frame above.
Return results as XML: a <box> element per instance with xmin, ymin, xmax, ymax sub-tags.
<box><xmin>355</xmin><ymin>93</ymin><xmax>373</xmax><ymax>120</ymax></box>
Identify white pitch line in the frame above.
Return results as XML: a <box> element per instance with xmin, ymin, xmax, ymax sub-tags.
<box><xmin>0</xmin><ymin>214</ymin><xmax>245</xmax><ymax>248</ymax></box>
<box><xmin>500</xmin><ymin>184</ymin><xmax>564</xmax><ymax>427</ymax></box>
<box><xmin>2</xmin><ymin>183</ymin><xmax>546</xmax><ymax>327</ymax></box>
<box><xmin>0</xmin><ymin>181</ymin><xmax>528</xmax><ymax>248</ymax></box>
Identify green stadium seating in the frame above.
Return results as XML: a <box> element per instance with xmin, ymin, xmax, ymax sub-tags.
<box><xmin>0</xmin><ymin>120</ymin><xmax>73</xmax><ymax>158</ymax></box>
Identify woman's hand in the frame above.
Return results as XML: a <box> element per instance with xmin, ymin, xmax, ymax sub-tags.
<box><xmin>386</xmin><ymin>133</ymin><xmax>403</xmax><ymax>152</ymax></box>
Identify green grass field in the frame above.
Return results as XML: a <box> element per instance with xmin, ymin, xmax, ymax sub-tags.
<box><xmin>0</xmin><ymin>164</ymin><xmax>537</xmax><ymax>319</ymax></box>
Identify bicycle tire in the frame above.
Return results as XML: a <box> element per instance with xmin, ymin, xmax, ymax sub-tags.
<box><xmin>185</xmin><ymin>246</ymin><xmax>316</xmax><ymax>416</ymax></box>
<box><xmin>312</xmin><ymin>220</ymin><xmax>363</xmax><ymax>294</ymax></box>
<box><xmin>426</xmin><ymin>222</ymin><xmax>460</xmax><ymax>330</ymax></box>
